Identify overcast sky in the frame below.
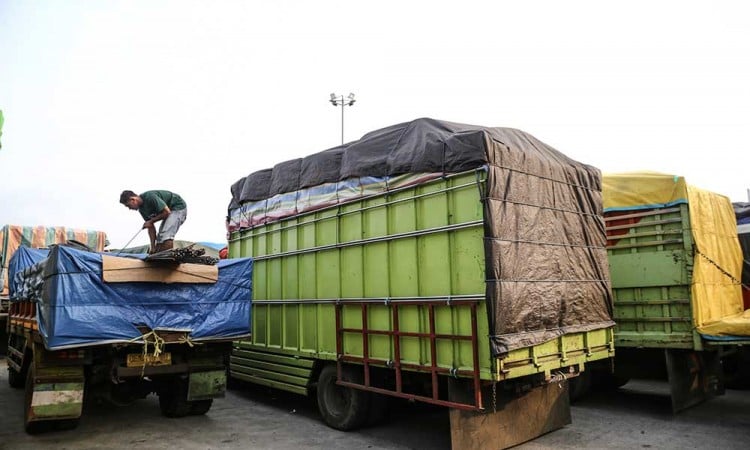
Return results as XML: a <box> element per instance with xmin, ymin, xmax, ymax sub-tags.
<box><xmin>1</xmin><ymin>1</ymin><xmax>748</xmax><ymax>248</ymax></box>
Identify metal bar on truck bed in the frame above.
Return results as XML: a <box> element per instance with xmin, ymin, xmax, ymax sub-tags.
<box><xmin>606</xmin><ymin>217</ymin><xmax>682</xmax><ymax>232</ymax></box>
<box><xmin>334</xmin><ymin>300</ymin><xmax>483</xmax><ymax>411</ymax></box>
<box><xmin>249</xmin><ymin>220</ymin><xmax>483</xmax><ymax>261</ymax></box>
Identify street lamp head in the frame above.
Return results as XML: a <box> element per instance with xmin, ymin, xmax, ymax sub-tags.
<box><xmin>330</xmin><ymin>92</ymin><xmax>355</xmax><ymax>145</ymax></box>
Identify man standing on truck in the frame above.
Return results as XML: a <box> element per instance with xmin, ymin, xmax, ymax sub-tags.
<box><xmin>120</xmin><ymin>189</ymin><xmax>187</xmax><ymax>253</ymax></box>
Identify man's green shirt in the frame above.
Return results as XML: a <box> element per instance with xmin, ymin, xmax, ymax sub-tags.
<box><xmin>138</xmin><ymin>190</ymin><xmax>187</xmax><ymax>221</ymax></box>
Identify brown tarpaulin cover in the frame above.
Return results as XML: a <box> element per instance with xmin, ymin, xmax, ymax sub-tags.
<box><xmin>230</xmin><ymin>119</ymin><xmax>614</xmax><ymax>356</ymax></box>
<box><xmin>481</xmin><ymin>128</ymin><xmax>613</xmax><ymax>356</ymax></box>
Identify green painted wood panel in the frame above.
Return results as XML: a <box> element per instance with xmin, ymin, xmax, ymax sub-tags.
<box><xmin>606</xmin><ymin>204</ymin><xmax>697</xmax><ymax>349</ymax></box>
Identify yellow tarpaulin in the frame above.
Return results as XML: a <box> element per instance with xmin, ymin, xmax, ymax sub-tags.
<box><xmin>687</xmin><ymin>184</ymin><xmax>746</xmax><ymax>334</ymax></box>
<box><xmin>603</xmin><ymin>172</ymin><xmax>747</xmax><ymax>336</ymax></box>
<box><xmin>603</xmin><ymin>171</ymin><xmax>688</xmax><ymax>212</ymax></box>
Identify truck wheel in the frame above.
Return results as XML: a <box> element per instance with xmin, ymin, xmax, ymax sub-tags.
<box><xmin>53</xmin><ymin>419</ymin><xmax>80</xmax><ymax>431</ymax></box>
<box><xmin>593</xmin><ymin>372</ymin><xmax>630</xmax><ymax>391</ymax></box>
<box><xmin>316</xmin><ymin>364</ymin><xmax>370</xmax><ymax>431</ymax></box>
<box><xmin>189</xmin><ymin>399</ymin><xmax>213</xmax><ymax>415</ymax></box>
<box><xmin>8</xmin><ymin>366</ymin><xmax>26</xmax><ymax>389</ymax></box>
<box><xmin>568</xmin><ymin>370</ymin><xmax>592</xmax><ymax>402</ymax></box>
<box><xmin>159</xmin><ymin>377</ymin><xmax>191</xmax><ymax>418</ymax></box>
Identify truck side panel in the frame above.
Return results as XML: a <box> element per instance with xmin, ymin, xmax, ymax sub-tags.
<box><xmin>237</xmin><ymin>173</ymin><xmax>493</xmax><ymax>378</ymax></box>
<box><xmin>605</xmin><ymin>205</ymin><xmax>697</xmax><ymax>349</ymax></box>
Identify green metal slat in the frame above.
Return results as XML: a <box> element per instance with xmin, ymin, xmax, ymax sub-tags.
<box><xmin>606</xmin><ymin>217</ymin><xmax>682</xmax><ymax>232</ymax></box>
<box><xmin>231</xmin><ymin>356</ymin><xmax>313</xmax><ymax>378</ymax></box>
<box><xmin>230</xmin><ymin>363</ymin><xmax>309</xmax><ymax>387</ymax></box>
<box><xmin>608</xmin><ymin>239</ymin><xmax>684</xmax><ymax>250</ymax></box>
<box><xmin>232</xmin><ymin>349</ymin><xmax>315</xmax><ymax>368</ymax></box>
<box><xmin>231</xmin><ymin>372</ymin><xmax>309</xmax><ymax>396</ymax></box>
<box><xmin>609</xmin><ymin>251</ymin><xmax>688</xmax><ymax>288</ymax></box>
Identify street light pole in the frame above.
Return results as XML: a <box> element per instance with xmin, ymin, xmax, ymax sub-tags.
<box><xmin>329</xmin><ymin>93</ymin><xmax>356</xmax><ymax>145</ymax></box>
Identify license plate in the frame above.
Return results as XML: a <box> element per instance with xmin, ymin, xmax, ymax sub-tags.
<box><xmin>126</xmin><ymin>352</ymin><xmax>172</xmax><ymax>367</ymax></box>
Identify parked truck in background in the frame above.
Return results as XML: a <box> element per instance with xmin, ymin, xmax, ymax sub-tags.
<box><xmin>0</xmin><ymin>225</ymin><xmax>108</xmax><ymax>354</ymax></box>
<box><xmin>6</xmin><ymin>243</ymin><xmax>252</xmax><ymax>433</ymax></box>
<box><xmin>572</xmin><ymin>172</ymin><xmax>750</xmax><ymax>411</ymax></box>
<box><xmin>226</xmin><ymin>119</ymin><xmax>616</xmax><ymax>449</ymax></box>
<box><xmin>734</xmin><ymin>202</ymin><xmax>750</xmax><ymax>310</ymax></box>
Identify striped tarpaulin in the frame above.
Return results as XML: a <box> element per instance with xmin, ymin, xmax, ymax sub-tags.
<box><xmin>227</xmin><ymin>172</ymin><xmax>444</xmax><ymax>233</ymax></box>
<box><xmin>1</xmin><ymin>225</ymin><xmax>108</xmax><ymax>295</ymax></box>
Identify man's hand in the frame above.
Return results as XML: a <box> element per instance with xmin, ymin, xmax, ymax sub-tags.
<box><xmin>142</xmin><ymin>220</ymin><xmax>155</xmax><ymax>230</ymax></box>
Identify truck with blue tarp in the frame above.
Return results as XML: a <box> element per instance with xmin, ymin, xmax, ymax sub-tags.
<box><xmin>5</xmin><ymin>243</ymin><xmax>252</xmax><ymax>433</ymax></box>
<box><xmin>0</xmin><ymin>225</ymin><xmax>109</xmax><ymax>353</ymax></box>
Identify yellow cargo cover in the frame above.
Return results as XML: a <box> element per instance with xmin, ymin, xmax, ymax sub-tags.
<box><xmin>603</xmin><ymin>171</ymin><xmax>688</xmax><ymax>212</ymax></box>
<box><xmin>687</xmin><ymin>184</ymin><xmax>746</xmax><ymax>334</ymax></box>
<box><xmin>603</xmin><ymin>173</ymin><xmax>747</xmax><ymax>336</ymax></box>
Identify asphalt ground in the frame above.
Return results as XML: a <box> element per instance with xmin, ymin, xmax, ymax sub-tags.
<box><xmin>1</xmin><ymin>358</ymin><xmax>749</xmax><ymax>449</ymax></box>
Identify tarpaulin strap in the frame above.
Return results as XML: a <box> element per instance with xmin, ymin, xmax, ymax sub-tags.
<box><xmin>129</xmin><ymin>330</ymin><xmax>166</xmax><ymax>378</ymax></box>
<box><xmin>177</xmin><ymin>334</ymin><xmax>201</xmax><ymax>347</ymax></box>
<box><xmin>695</xmin><ymin>247</ymin><xmax>747</xmax><ymax>288</ymax></box>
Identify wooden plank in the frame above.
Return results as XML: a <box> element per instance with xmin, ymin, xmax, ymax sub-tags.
<box><xmin>449</xmin><ymin>382</ymin><xmax>571</xmax><ymax>450</ymax></box>
<box><xmin>102</xmin><ymin>255</ymin><xmax>218</xmax><ymax>284</ymax></box>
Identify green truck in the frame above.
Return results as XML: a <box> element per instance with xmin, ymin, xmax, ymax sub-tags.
<box><xmin>226</xmin><ymin>119</ymin><xmax>615</xmax><ymax>448</ymax></box>
<box><xmin>575</xmin><ymin>172</ymin><xmax>750</xmax><ymax>412</ymax></box>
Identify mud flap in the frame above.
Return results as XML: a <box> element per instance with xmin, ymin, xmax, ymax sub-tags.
<box><xmin>29</xmin><ymin>366</ymin><xmax>85</xmax><ymax>421</ymax></box>
<box><xmin>448</xmin><ymin>380</ymin><xmax>571</xmax><ymax>450</ymax></box>
<box><xmin>665</xmin><ymin>349</ymin><xmax>724</xmax><ymax>413</ymax></box>
<box><xmin>188</xmin><ymin>370</ymin><xmax>226</xmax><ymax>401</ymax></box>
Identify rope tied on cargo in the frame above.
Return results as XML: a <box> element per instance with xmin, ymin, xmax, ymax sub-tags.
<box><xmin>695</xmin><ymin>246</ymin><xmax>747</xmax><ymax>289</ymax></box>
<box><xmin>177</xmin><ymin>334</ymin><xmax>200</xmax><ymax>347</ymax></box>
<box><xmin>129</xmin><ymin>330</ymin><xmax>166</xmax><ymax>378</ymax></box>
<box><xmin>550</xmin><ymin>370</ymin><xmax>568</xmax><ymax>389</ymax></box>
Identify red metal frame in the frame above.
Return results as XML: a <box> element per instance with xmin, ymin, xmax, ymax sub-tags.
<box><xmin>335</xmin><ymin>299</ymin><xmax>483</xmax><ymax>411</ymax></box>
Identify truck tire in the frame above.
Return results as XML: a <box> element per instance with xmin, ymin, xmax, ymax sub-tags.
<box><xmin>159</xmin><ymin>377</ymin><xmax>191</xmax><ymax>418</ymax></box>
<box><xmin>53</xmin><ymin>419</ymin><xmax>80</xmax><ymax>431</ymax></box>
<box><xmin>8</xmin><ymin>366</ymin><xmax>26</xmax><ymax>389</ymax></box>
<box><xmin>316</xmin><ymin>364</ymin><xmax>370</xmax><ymax>431</ymax></box>
<box><xmin>189</xmin><ymin>399</ymin><xmax>213</xmax><ymax>415</ymax></box>
<box><xmin>593</xmin><ymin>372</ymin><xmax>630</xmax><ymax>391</ymax></box>
<box><xmin>568</xmin><ymin>370</ymin><xmax>592</xmax><ymax>402</ymax></box>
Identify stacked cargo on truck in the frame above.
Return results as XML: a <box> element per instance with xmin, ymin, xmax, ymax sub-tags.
<box><xmin>5</xmin><ymin>242</ymin><xmax>253</xmax><ymax>433</ymax></box>
<box><xmin>0</xmin><ymin>225</ymin><xmax>108</xmax><ymax>351</ymax></box>
<box><xmin>226</xmin><ymin>118</ymin><xmax>616</xmax><ymax>449</ymax></box>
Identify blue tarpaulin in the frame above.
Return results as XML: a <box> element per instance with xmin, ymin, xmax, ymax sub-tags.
<box><xmin>9</xmin><ymin>245</ymin><xmax>253</xmax><ymax>350</ymax></box>
<box><xmin>8</xmin><ymin>247</ymin><xmax>49</xmax><ymax>297</ymax></box>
